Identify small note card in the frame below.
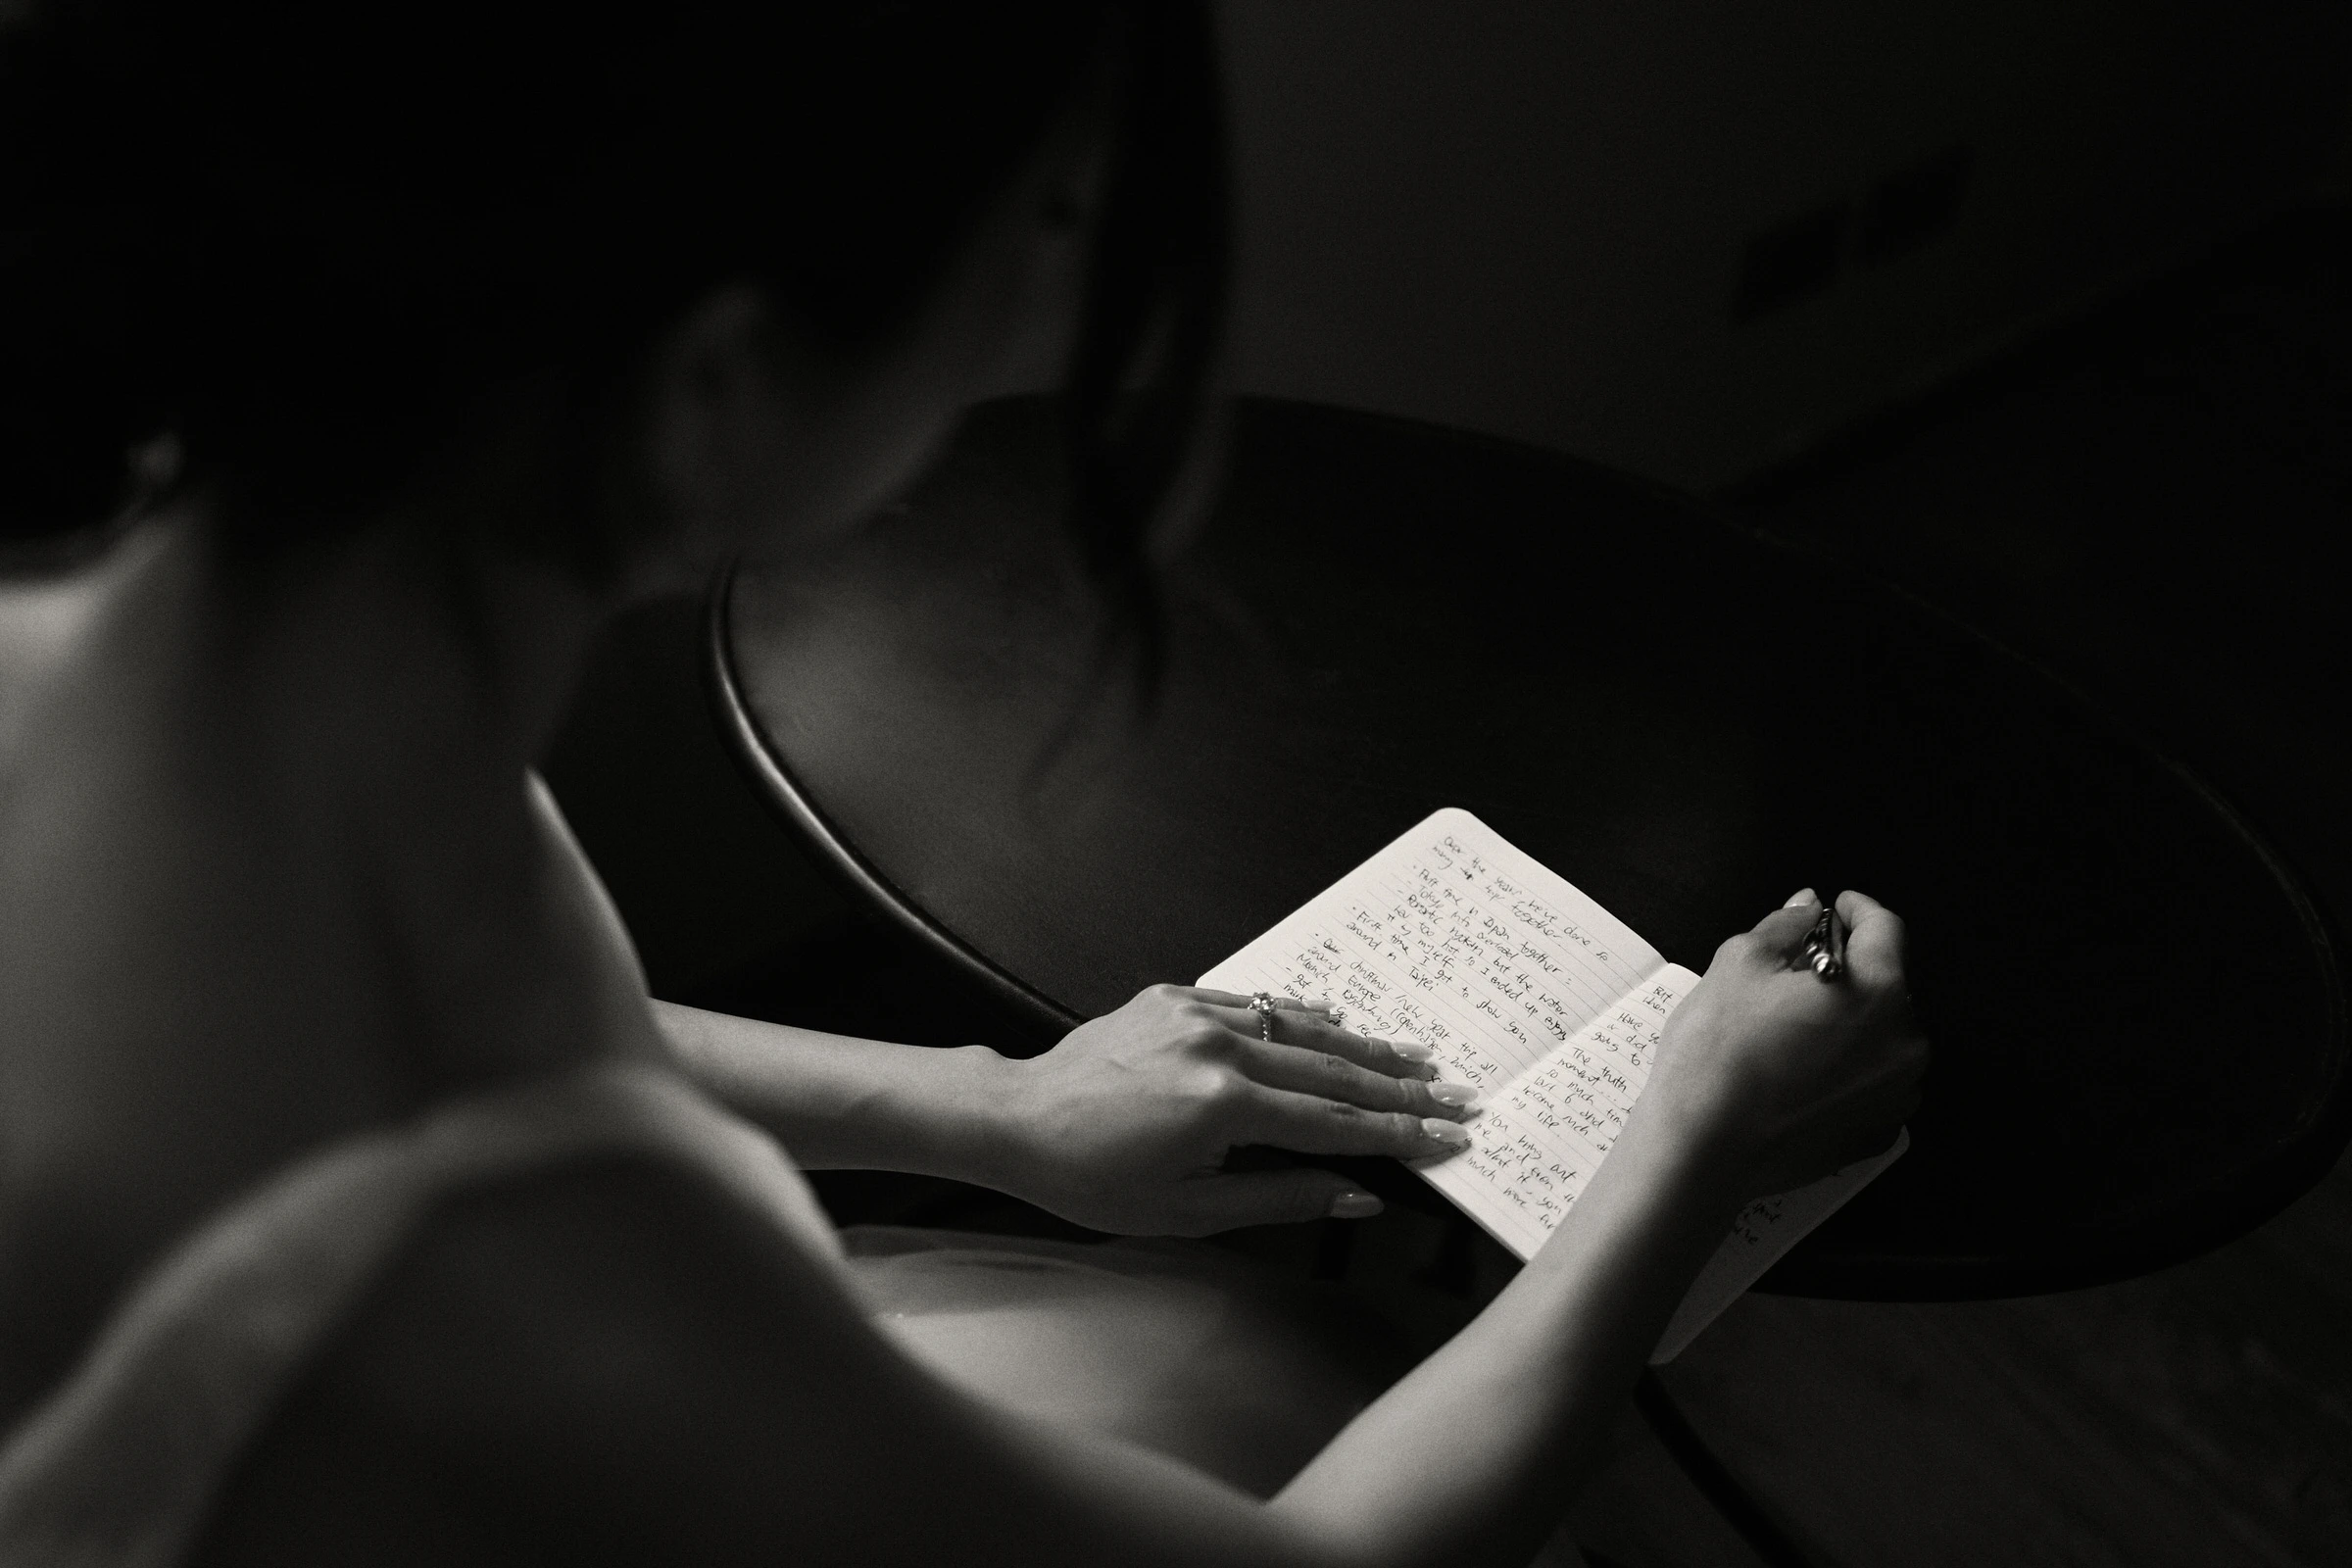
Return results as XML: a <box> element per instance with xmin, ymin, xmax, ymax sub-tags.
<box><xmin>1200</xmin><ymin>808</ymin><xmax>1905</xmax><ymax>1362</ymax></box>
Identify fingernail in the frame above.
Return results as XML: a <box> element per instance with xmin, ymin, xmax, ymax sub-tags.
<box><xmin>1386</xmin><ymin>1038</ymin><xmax>1436</xmax><ymax>1063</ymax></box>
<box><xmin>1325</xmin><ymin>1005</ymin><xmax>1348</xmax><ymax>1026</ymax></box>
<box><xmin>1328</xmin><ymin>1190</ymin><xmax>1384</xmax><ymax>1218</ymax></box>
<box><xmin>1427</xmin><ymin>1081</ymin><xmax>1481</xmax><ymax>1110</ymax></box>
<box><xmin>1785</xmin><ymin>888</ymin><xmax>1818</xmax><ymax>907</ymax></box>
<box><xmin>1422</xmin><ymin>1118</ymin><xmax>1472</xmax><ymax>1149</ymax></box>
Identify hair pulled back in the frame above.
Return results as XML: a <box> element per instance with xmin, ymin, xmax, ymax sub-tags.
<box><xmin>0</xmin><ymin>0</ymin><xmax>1226</xmax><ymax>587</ymax></box>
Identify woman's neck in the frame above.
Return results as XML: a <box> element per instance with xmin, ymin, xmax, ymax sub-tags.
<box><xmin>0</xmin><ymin>508</ymin><xmax>658</xmax><ymax>1415</ymax></box>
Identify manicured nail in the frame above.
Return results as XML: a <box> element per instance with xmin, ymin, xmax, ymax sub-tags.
<box><xmin>1386</xmin><ymin>1038</ymin><xmax>1436</xmax><ymax>1063</ymax></box>
<box><xmin>1328</xmin><ymin>1190</ymin><xmax>1384</xmax><ymax>1218</ymax></box>
<box><xmin>1422</xmin><ymin>1118</ymin><xmax>1472</xmax><ymax>1149</ymax></box>
<box><xmin>1427</xmin><ymin>1081</ymin><xmax>1481</xmax><ymax>1110</ymax></box>
<box><xmin>1785</xmin><ymin>888</ymin><xmax>1818</xmax><ymax>907</ymax></box>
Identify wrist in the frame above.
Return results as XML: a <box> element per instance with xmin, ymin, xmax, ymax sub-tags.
<box><xmin>1635</xmin><ymin>1053</ymin><xmax>1773</xmax><ymax>1189</ymax></box>
<box><xmin>913</xmin><ymin>1044</ymin><xmax>1037</xmax><ymax>1193</ymax></box>
<box><xmin>1603</xmin><ymin>1097</ymin><xmax>1754</xmax><ymax>1231</ymax></box>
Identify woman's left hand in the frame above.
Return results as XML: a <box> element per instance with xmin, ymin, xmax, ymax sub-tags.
<box><xmin>989</xmin><ymin>984</ymin><xmax>1482</xmax><ymax>1236</ymax></box>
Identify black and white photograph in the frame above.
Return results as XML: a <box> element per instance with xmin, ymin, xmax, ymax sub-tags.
<box><xmin>1</xmin><ymin>3</ymin><xmax>2345</xmax><ymax>1564</ymax></box>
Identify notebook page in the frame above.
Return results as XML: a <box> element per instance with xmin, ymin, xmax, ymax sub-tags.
<box><xmin>1197</xmin><ymin>808</ymin><xmax>1667</xmax><ymax>1096</ymax></box>
<box><xmin>1413</xmin><ymin>963</ymin><xmax>1700</xmax><ymax>1257</ymax></box>
<box><xmin>1403</xmin><ymin>978</ymin><xmax>1907</xmax><ymax>1359</ymax></box>
<box><xmin>1650</xmin><ymin>1129</ymin><xmax>1909</xmax><ymax>1361</ymax></box>
<box><xmin>1199</xmin><ymin>806</ymin><xmax>1911</xmax><ymax>1362</ymax></box>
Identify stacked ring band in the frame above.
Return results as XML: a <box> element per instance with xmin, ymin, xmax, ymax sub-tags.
<box><xmin>1800</xmin><ymin>908</ymin><xmax>1843</xmax><ymax>981</ymax></box>
<box><xmin>1249</xmin><ymin>992</ymin><xmax>1279</xmax><ymax>1042</ymax></box>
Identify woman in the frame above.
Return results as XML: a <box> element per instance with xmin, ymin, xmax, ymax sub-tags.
<box><xmin>0</xmin><ymin>4</ymin><xmax>1928</xmax><ymax>1563</ymax></box>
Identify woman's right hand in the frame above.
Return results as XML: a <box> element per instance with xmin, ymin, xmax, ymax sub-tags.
<box><xmin>1641</xmin><ymin>888</ymin><xmax>1929</xmax><ymax>1200</ymax></box>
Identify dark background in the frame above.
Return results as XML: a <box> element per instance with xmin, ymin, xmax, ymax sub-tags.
<box><xmin>543</xmin><ymin>12</ymin><xmax>2352</xmax><ymax>1566</ymax></box>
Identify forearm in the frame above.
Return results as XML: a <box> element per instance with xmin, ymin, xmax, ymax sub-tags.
<box><xmin>1270</xmin><ymin>1114</ymin><xmax>1745</xmax><ymax>1568</ymax></box>
<box><xmin>654</xmin><ymin>1000</ymin><xmax>1022</xmax><ymax>1183</ymax></box>
<box><xmin>666</xmin><ymin>1002</ymin><xmax>1740</xmax><ymax>1567</ymax></box>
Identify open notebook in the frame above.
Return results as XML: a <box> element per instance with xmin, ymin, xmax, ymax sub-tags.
<box><xmin>1200</xmin><ymin>808</ymin><xmax>1905</xmax><ymax>1362</ymax></box>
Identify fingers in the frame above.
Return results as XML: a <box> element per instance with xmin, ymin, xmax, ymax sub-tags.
<box><xmin>1233</xmin><ymin>1082</ymin><xmax>1475</xmax><ymax>1160</ymax></box>
<box><xmin>1836</xmin><ymin>890</ymin><xmax>1908</xmax><ymax>988</ymax></box>
<box><xmin>1742</xmin><ymin>887</ymin><xmax>1826</xmax><ymax>963</ymax></box>
<box><xmin>1192</xmin><ymin>987</ymin><xmax>1331</xmax><ymax>1015</ymax></box>
<box><xmin>1189</xmin><ymin>997</ymin><xmax>1478</xmax><ymax>1120</ymax></box>
<box><xmin>1189</xmin><ymin>990</ymin><xmax>1438</xmax><ymax>1081</ymax></box>
<box><xmin>1265</xmin><ymin>1006</ymin><xmax>1439</xmax><ymax>1080</ymax></box>
<box><xmin>1741</xmin><ymin>888</ymin><xmax>1905</xmax><ymax>987</ymax></box>
<box><xmin>1173</xmin><ymin>1169</ymin><xmax>1386</xmax><ymax>1234</ymax></box>
<box><xmin>1228</xmin><ymin>1036</ymin><xmax>1470</xmax><ymax>1121</ymax></box>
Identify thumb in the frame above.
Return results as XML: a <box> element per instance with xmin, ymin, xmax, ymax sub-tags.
<box><xmin>1748</xmin><ymin>887</ymin><xmax>1824</xmax><ymax>959</ymax></box>
<box><xmin>1180</xmin><ymin>1169</ymin><xmax>1385</xmax><ymax>1233</ymax></box>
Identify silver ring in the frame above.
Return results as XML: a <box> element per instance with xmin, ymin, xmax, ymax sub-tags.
<box><xmin>1800</xmin><ymin>908</ymin><xmax>1843</xmax><ymax>982</ymax></box>
<box><xmin>1249</xmin><ymin>992</ymin><xmax>1279</xmax><ymax>1042</ymax></box>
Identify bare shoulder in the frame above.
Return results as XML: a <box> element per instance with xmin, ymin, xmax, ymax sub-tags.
<box><xmin>188</xmin><ymin>1149</ymin><xmax>1298</xmax><ymax>1568</ymax></box>
<box><xmin>186</xmin><ymin>1152</ymin><xmax>954</xmax><ymax>1567</ymax></box>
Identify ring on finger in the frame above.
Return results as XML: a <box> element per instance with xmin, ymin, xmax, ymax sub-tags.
<box><xmin>1249</xmin><ymin>992</ymin><xmax>1279</xmax><ymax>1042</ymax></box>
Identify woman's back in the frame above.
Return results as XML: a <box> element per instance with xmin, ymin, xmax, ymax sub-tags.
<box><xmin>0</xmin><ymin>6</ymin><xmax>1927</xmax><ymax>1562</ymax></box>
<box><xmin>0</xmin><ymin>525</ymin><xmax>674</xmax><ymax>1447</ymax></box>
<box><xmin>0</xmin><ymin>1061</ymin><xmax>846</xmax><ymax>1567</ymax></box>
<box><xmin>0</xmin><ymin>532</ymin><xmax>1389</xmax><ymax>1566</ymax></box>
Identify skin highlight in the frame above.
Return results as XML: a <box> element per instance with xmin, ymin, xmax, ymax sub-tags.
<box><xmin>0</xmin><ymin>57</ymin><xmax>1928</xmax><ymax>1568</ymax></box>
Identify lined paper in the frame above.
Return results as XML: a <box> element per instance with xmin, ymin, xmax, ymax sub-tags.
<box><xmin>1415</xmin><ymin>967</ymin><xmax>1699</xmax><ymax>1258</ymax></box>
<box><xmin>1198</xmin><ymin>808</ymin><xmax>1666</xmax><ymax>1094</ymax></box>
<box><xmin>1200</xmin><ymin>807</ymin><xmax>1906</xmax><ymax>1362</ymax></box>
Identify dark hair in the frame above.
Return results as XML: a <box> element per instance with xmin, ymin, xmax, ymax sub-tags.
<box><xmin>0</xmin><ymin>0</ymin><xmax>1227</xmax><ymax>589</ymax></box>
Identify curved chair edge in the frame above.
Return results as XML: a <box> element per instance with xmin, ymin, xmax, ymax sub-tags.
<box><xmin>702</xmin><ymin>398</ymin><xmax>2352</xmax><ymax>1298</ymax></box>
<box><xmin>702</xmin><ymin>560</ymin><xmax>1085</xmax><ymax>1045</ymax></box>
